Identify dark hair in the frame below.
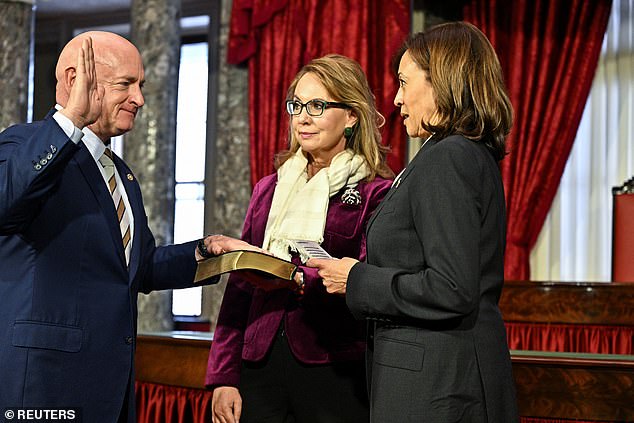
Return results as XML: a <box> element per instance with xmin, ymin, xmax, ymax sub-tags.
<box><xmin>276</xmin><ymin>54</ymin><xmax>394</xmax><ymax>180</ymax></box>
<box><xmin>394</xmin><ymin>22</ymin><xmax>513</xmax><ymax>160</ymax></box>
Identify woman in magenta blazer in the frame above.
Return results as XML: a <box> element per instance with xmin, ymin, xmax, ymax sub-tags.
<box><xmin>206</xmin><ymin>55</ymin><xmax>393</xmax><ymax>423</ymax></box>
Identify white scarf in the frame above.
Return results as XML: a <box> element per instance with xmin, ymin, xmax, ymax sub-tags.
<box><xmin>262</xmin><ymin>148</ymin><xmax>370</xmax><ymax>260</ymax></box>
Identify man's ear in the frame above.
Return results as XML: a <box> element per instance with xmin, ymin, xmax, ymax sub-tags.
<box><xmin>64</xmin><ymin>67</ymin><xmax>77</xmax><ymax>89</ymax></box>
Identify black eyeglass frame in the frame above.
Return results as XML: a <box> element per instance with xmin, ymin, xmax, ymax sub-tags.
<box><xmin>285</xmin><ymin>99</ymin><xmax>351</xmax><ymax>117</ymax></box>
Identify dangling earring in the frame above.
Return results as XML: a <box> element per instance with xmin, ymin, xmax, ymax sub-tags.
<box><xmin>344</xmin><ymin>126</ymin><xmax>354</xmax><ymax>141</ymax></box>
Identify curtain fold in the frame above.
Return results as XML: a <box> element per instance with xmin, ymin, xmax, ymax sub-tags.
<box><xmin>135</xmin><ymin>381</ymin><xmax>611</xmax><ymax>423</ymax></box>
<box><xmin>227</xmin><ymin>0</ymin><xmax>410</xmax><ymax>186</ymax></box>
<box><xmin>226</xmin><ymin>0</ymin><xmax>289</xmax><ymax>65</ymax></box>
<box><xmin>506</xmin><ymin>322</ymin><xmax>634</xmax><ymax>354</ymax></box>
<box><xmin>531</xmin><ymin>0</ymin><xmax>634</xmax><ymax>282</ymax></box>
<box><xmin>464</xmin><ymin>0</ymin><xmax>613</xmax><ymax>279</ymax></box>
<box><xmin>135</xmin><ymin>382</ymin><xmax>213</xmax><ymax>423</ymax></box>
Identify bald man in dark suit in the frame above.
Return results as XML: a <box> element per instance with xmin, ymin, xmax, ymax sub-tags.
<box><xmin>0</xmin><ymin>32</ymin><xmax>250</xmax><ymax>422</ymax></box>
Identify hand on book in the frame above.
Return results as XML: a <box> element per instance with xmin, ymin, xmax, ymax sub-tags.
<box><xmin>197</xmin><ymin>234</ymin><xmax>263</xmax><ymax>260</ymax></box>
<box><xmin>194</xmin><ymin>250</ymin><xmax>296</xmax><ymax>283</ymax></box>
<box><xmin>306</xmin><ymin>257</ymin><xmax>358</xmax><ymax>295</ymax></box>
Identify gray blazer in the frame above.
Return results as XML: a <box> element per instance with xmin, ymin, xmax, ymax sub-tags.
<box><xmin>347</xmin><ymin>135</ymin><xmax>519</xmax><ymax>423</ymax></box>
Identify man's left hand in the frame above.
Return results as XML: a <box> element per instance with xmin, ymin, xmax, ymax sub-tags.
<box><xmin>195</xmin><ymin>235</ymin><xmax>263</xmax><ymax>261</ymax></box>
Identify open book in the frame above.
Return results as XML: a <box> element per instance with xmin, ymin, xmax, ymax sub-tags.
<box><xmin>194</xmin><ymin>250</ymin><xmax>298</xmax><ymax>283</ymax></box>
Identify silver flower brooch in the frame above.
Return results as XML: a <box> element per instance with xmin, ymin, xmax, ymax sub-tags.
<box><xmin>341</xmin><ymin>187</ymin><xmax>362</xmax><ymax>206</ymax></box>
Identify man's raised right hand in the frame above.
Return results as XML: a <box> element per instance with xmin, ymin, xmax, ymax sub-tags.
<box><xmin>60</xmin><ymin>37</ymin><xmax>104</xmax><ymax>129</ymax></box>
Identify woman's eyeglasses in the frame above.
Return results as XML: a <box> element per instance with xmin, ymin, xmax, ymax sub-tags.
<box><xmin>286</xmin><ymin>99</ymin><xmax>350</xmax><ymax>117</ymax></box>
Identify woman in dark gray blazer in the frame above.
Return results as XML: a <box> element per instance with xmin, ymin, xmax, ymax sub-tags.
<box><xmin>308</xmin><ymin>22</ymin><xmax>520</xmax><ymax>423</ymax></box>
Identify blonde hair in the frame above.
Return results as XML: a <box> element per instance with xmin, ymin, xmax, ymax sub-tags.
<box><xmin>276</xmin><ymin>54</ymin><xmax>394</xmax><ymax>180</ymax></box>
<box><xmin>395</xmin><ymin>22</ymin><xmax>513</xmax><ymax>160</ymax></box>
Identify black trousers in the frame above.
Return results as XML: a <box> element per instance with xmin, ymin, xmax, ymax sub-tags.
<box><xmin>239</xmin><ymin>328</ymin><xmax>369</xmax><ymax>423</ymax></box>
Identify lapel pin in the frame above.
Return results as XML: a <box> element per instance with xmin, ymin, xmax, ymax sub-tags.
<box><xmin>341</xmin><ymin>187</ymin><xmax>362</xmax><ymax>206</ymax></box>
<box><xmin>127</xmin><ymin>174</ymin><xmax>134</xmax><ymax>181</ymax></box>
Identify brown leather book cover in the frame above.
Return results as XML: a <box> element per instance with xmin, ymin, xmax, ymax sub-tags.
<box><xmin>194</xmin><ymin>250</ymin><xmax>298</xmax><ymax>283</ymax></box>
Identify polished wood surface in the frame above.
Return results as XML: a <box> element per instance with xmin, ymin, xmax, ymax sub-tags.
<box><xmin>137</xmin><ymin>284</ymin><xmax>634</xmax><ymax>419</ymax></box>
<box><xmin>135</xmin><ymin>332</ymin><xmax>634</xmax><ymax>421</ymax></box>
<box><xmin>135</xmin><ymin>331</ymin><xmax>213</xmax><ymax>389</ymax></box>
<box><xmin>500</xmin><ymin>280</ymin><xmax>634</xmax><ymax>325</ymax></box>
<box><xmin>512</xmin><ymin>350</ymin><xmax>634</xmax><ymax>421</ymax></box>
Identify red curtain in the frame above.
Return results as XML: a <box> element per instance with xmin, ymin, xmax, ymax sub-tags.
<box><xmin>135</xmin><ymin>382</ymin><xmax>213</xmax><ymax>423</ymax></box>
<box><xmin>506</xmin><ymin>322</ymin><xmax>634</xmax><ymax>354</ymax></box>
<box><xmin>135</xmin><ymin>381</ymin><xmax>611</xmax><ymax>423</ymax></box>
<box><xmin>227</xmin><ymin>0</ymin><xmax>410</xmax><ymax>187</ymax></box>
<box><xmin>464</xmin><ymin>0</ymin><xmax>613</xmax><ymax>280</ymax></box>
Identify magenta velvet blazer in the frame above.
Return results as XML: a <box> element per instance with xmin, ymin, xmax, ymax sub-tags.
<box><xmin>205</xmin><ymin>173</ymin><xmax>392</xmax><ymax>388</ymax></box>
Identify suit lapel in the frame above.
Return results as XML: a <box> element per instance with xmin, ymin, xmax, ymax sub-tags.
<box><xmin>365</xmin><ymin>164</ymin><xmax>417</xmax><ymax>234</ymax></box>
<box><xmin>74</xmin><ymin>144</ymin><xmax>127</xmax><ymax>267</ymax></box>
<box><xmin>366</xmin><ymin>138</ymin><xmax>437</xmax><ymax>235</ymax></box>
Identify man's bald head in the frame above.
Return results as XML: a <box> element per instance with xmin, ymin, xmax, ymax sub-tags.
<box><xmin>55</xmin><ymin>31</ymin><xmax>142</xmax><ymax>105</ymax></box>
<box><xmin>55</xmin><ymin>31</ymin><xmax>145</xmax><ymax>140</ymax></box>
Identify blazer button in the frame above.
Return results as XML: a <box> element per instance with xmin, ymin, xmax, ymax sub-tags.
<box><xmin>125</xmin><ymin>336</ymin><xmax>133</xmax><ymax>345</ymax></box>
<box><xmin>34</xmin><ymin>163</ymin><xmax>42</xmax><ymax>170</ymax></box>
<box><xmin>39</xmin><ymin>158</ymin><xmax>48</xmax><ymax>166</ymax></box>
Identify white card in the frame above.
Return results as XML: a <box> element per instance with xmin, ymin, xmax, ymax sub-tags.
<box><xmin>290</xmin><ymin>240</ymin><xmax>333</xmax><ymax>259</ymax></box>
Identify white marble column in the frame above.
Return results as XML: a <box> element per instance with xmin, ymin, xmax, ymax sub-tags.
<box><xmin>202</xmin><ymin>0</ymin><xmax>251</xmax><ymax>331</ymax></box>
<box><xmin>128</xmin><ymin>0</ymin><xmax>181</xmax><ymax>332</ymax></box>
<box><xmin>0</xmin><ymin>0</ymin><xmax>33</xmax><ymax>131</ymax></box>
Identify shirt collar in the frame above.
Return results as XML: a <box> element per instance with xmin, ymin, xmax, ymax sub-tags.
<box><xmin>55</xmin><ymin>104</ymin><xmax>109</xmax><ymax>161</ymax></box>
<box><xmin>81</xmin><ymin>127</ymin><xmax>107</xmax><ymax>161</ymax></box>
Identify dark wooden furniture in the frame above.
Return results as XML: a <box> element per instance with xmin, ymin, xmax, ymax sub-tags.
<box><xmin>499</xmin><ymin>280</ymin><xmax>634</xmax><ymax>355</ymax></box>
<box><xmin>136</xmin><ymin>331</ymin><xmax>212</xmax><ymax>389</ymax></box>
<box><xmin>512</xmin><ymin>350</ymin><xmax>634</xmax><ymax>421</ymax></box>
<box><xmin>136</xmin><ymin>281</ymin><xmax>634</xmax><ymax>421</ymax></box>
<box><xmin>135</xmin><ymin>331</ymin><xmax>634</xmax><ymax>421</ymax></box>
<box><xmin>500</xmin><ymin>280</ymin><xmax>634</xmax><ymax>325</ymax></box>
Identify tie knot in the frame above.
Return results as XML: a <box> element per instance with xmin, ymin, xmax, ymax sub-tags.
<box><xmin>99</xmin><ymin>149</ymin><xmax>115</xmax><ymax>167</ymax></box>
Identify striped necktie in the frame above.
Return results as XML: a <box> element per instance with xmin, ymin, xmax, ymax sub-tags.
<box><xmin>99</xmin><ymin>149</ymin><xmax>132</xmax><ymax>265</ymax></box>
